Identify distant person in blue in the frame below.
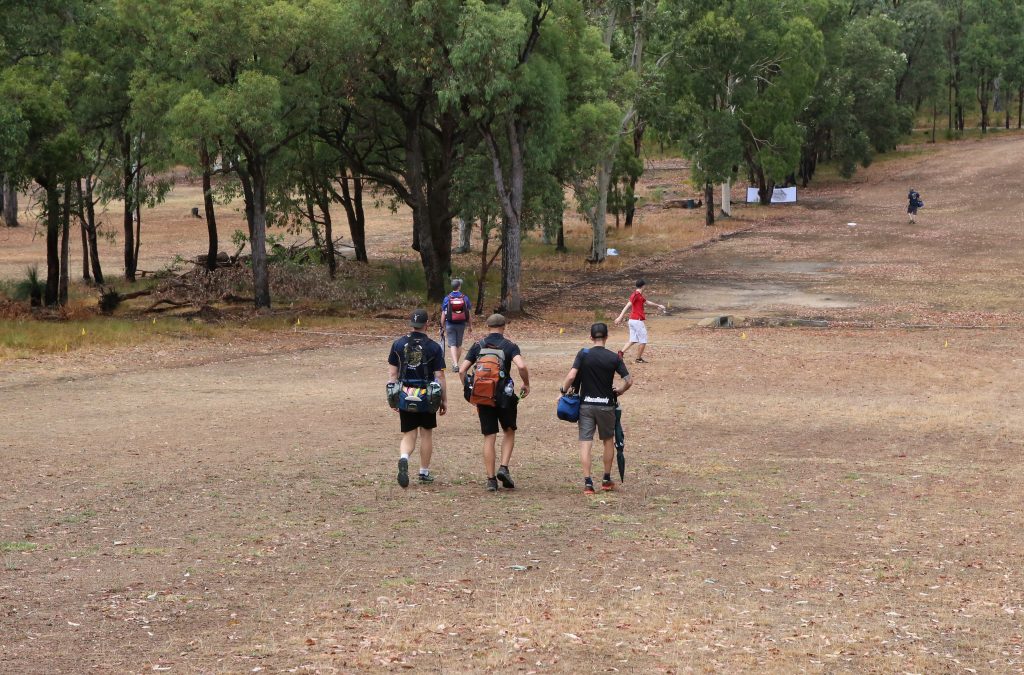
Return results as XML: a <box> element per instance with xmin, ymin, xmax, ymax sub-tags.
<box><xmin>387</xmin><ymin>309</ymin><xmax>447</xmax><ymax>488</ymax></box>
<box><xmin>440</xmin><ymin>278</ymin><xmax>472</xmax><ymax>372</ymax></box>
<box><xmin>907</xmin><ymin>188</ymin><xmax>923</xmax><ymax>224</ymax></box>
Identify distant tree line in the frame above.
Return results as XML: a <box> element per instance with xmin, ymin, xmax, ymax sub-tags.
<box><xmin>2</xmin><ymin>0</ymin><xmax>1021</xmax><ymax>309</ymax></box>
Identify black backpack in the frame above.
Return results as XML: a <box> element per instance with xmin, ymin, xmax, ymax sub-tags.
<box><xmin>400</xmin><ymin>336</ymin><xmax>432</xmax><ymax>386</ymax></box>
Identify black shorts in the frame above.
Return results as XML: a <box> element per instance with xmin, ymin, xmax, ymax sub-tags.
<box><xmin>477</xmin><ymin>400</ymin><xmax>518</xmax><ymax>436</ymax></box>
<box><xmin>400</xmin><ymin>410</ymin><xmax>437</xmax><ymax>433</ymax></box>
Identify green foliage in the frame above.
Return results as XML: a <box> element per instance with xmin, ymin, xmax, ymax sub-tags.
<box><xmin>1</xmin><ymin>0</ymin><xmax>1016</xmax><ymax>304</ymax></box>
<box><xmin>384</xmin><ymin>262</ymin><xmax>426</xmax><ymax>296</ymax></box>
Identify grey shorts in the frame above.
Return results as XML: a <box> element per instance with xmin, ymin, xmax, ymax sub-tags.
<box><xmin>445</xmin><ymin>322</ymin><xmax>467</xmax><ymax>347</ymax></box>
<box><xmin>578</xmin><ymin>404</ymin><xmax>616</xmax><ymax>441</ymax></box>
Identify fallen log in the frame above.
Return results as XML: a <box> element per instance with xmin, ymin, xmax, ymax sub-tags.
<box><xmin>144</xmin><ymin>298</ymin><xmax>190</xmax><ymax>314</ymax></box>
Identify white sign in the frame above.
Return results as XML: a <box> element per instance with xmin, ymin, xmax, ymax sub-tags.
<box><xmin>746</xmin><ymin>186</ymin><xmax>797</xmax><ymax>203</ymax></box>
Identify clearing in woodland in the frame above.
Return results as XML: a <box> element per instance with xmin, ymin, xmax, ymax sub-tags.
<box><xmin>2</xmin><ymin>135</ymin><xmax>1023</xmax><ymax>673</ymax></box>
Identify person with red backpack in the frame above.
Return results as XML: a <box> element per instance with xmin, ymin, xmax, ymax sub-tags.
<box><xmin>440</xmin><ymin>278</ymin><xmax>472</xmax><ymax>372</ymax></box>
<box><xmin>459</xmin><ymin>314</ymin><xmax>531</xmax><ymax>492</ymax></box>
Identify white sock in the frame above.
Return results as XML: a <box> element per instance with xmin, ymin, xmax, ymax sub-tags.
<box><xmin>419</xmin><ymin>468</ymin><xmax>429</xmax><ymax>476</ymax></box>
<box><xmin>400</xmin><ymin>453</ymin><xmax>409</xmax><ymax>460</ymax></box>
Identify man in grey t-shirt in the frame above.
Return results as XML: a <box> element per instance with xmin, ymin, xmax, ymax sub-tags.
<box><xmin>559</xmin><ymin>323</ymin><xmax>633</xmax><ymax>494</ymax></box>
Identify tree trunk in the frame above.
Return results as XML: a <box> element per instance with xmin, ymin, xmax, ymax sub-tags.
<box><xmin>43</xmin><ymin>183</ymin><xmax>60</xmax><ymax>306</ymax></box>
<box><xmin>2</xmin><ymin>176</ymin><xmax>18</xmax><ymax>227</ymax></box>
<box><xmin>84</xmin><ymin>175</ymin><xmax>103</xmax><ymax>284</ymax></box>
<box><xmin>588</xmin><ymin>156</ymin><xmax>613</xmax><ymax>262</ymax></box>
<box><xmin>455</xmin><ymin>217</ymin><xmax>471</xmax><ymax>253</ymax></box>
<box><xmin>321</xmin><ymin>196</ymin><xmax>336</xmax><ymax>279</ymax></box>
<box><xmin>59</xmin><ymin>180</ymin><xmax>71</xmax><ymax>306</ymax></box>
<box><xmin>1018</xmin><ymin>85</ymin><xmax>1023</xmax><ymax>129</ymax></box>
<box><xmin>134</xmin><ymin>194</ymin><xmax>141</xmax><ymax>275</ymax></box>
<box><xmin>78</xmin><ymin>186</ymin><xmax>91</xmax><ymax>282</ymax></box>
<box><xmin>338</xmin><ymin>169</ymin><xmax>368</xmax><ymax>263</ymax></box>
<box><xmin>352</xmin><ymin>172</ymin><xmax>367</xmax><ymax>263</ymax></box>
<box><xmin>476</xmin><ymin>217</ymin><xmax>501</xmax><ymax>316</ymax></box>
<box><xmin>753</xmin><ymin>163</ymin><xmax>774</xmax><ymax>205</ymax></box>
<box><xmin>200</xmin><ymin>142</ymin><xmax>218</xmax><ymax>272</ymax></box>
<box><xmin>250</xmin><ymin>166</ymin><xmax>271</xmax><ymax>309</ymax></box>
<box><xmin>405</xmin><ymin>120</ymin><xmax>448</xmax><ymax>302</ymax></box>
<box><xmin>305</xmin><ymin>193</ymin><xmax>322</xmax><ymax>250</ymax></box>
<box><xmin>555</xmin><ymin>215</ymin><xmax>566</xmax><ymax>253</ymax></box>
<box><xmin>134</xmin><ymin>135</ymin><xmax>144</xmax><ymax>271</ymax></box>
<box><xmin>947</xmin><ymin>80</ymin><xmax>953</xmax><ymax>130</ymax></box>
<box><xmin>122</xmin><ymin>140</ymin><xmax>137</xmax><ymax>282</ymax></box>
<box><xmin>624</xmin><ymin>121</ymin><xmax>645</xmax><ymax>228</ymax></box>
<box><xmin>483</xmin><ymin>119</ymin><xmax>524</xmax><ymax>313</ymax></box>
<box><xmin>931</xmin><ymin>99</ymin><xmax>937</xmax><ymax>143</ymax></box>
<box><xmin>704</xmin><ymin>181</ymin><xmax>715</xmax><ymax>227</ymax></box>
<box><xmin>979</xmin><ymin>81</ymin><xmax>989</xmax><ymax>134</ymax></box>
<box><xmin>311</xmin><ymin>180</ymin><xmax>336</xmax><ymax>278</ymax></box>
<box><xmin>237</xmin><ymin>164</ymin><xmax>256</xmax><ymax>240</ymax></box>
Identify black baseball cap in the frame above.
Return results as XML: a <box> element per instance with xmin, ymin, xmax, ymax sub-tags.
<box><xmin>410</xmin><ymin>308</ymin><xmax>428</xmax><ymax>328</ymax></box>
<box><xmin>590</xmin><ymin>322</ymin><xmax>608</xmax><ymax>339</ymax></box>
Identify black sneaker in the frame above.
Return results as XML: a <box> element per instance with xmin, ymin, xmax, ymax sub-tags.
<box><xmin>486</xmin><ymin>477</ymin><xmax>498</xmax><ymax>492</ymax></box>
<box><xmin>496</xmin><ymin>466</ymin><xmax>515</xmax><ymax>489</ymax></box>
<box><xmin>418</xmin><ymin>472</ymin><xmax>435</xmax><ymax>484</ymax></box>
<box><xmin>397</xmin><ymin>457</ymin><xmax>409</xmax><ymax>488</ymax></box>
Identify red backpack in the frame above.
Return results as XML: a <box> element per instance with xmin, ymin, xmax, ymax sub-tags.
<box><xmin>446</xmin><ymin>293</ymin><xmax>468</xmax><ymax>323</ymax></box>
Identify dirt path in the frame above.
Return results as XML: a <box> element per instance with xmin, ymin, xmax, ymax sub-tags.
<box><xmin>3</xmin><ymin>136</ymin><xmax>1024</xmax><ymax>673</ymax></box>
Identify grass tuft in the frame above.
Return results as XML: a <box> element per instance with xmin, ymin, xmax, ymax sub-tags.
<box><xmin>1</xmin><ymin>541</ymin><xmax>37</xmax><ymax>553</ymax></box>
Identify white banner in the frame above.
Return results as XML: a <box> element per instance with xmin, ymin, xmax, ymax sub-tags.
<box><xmin>746</xmin><ymin>186</ymin><xmax>797</xmax><ymax>203</ymax></box>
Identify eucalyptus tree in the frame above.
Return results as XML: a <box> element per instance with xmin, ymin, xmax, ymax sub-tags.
<box><xmin>444</xmin><ymin>0</ymin><xmax>621</xmax><ymax>310</ymax></box>
<box><xmin>961</xmin><ymin>0</ymin><xmax>1004</xmax><ymax>133</ymax></box>
<box><xmin>577</xmin><ymin>0</ymin><xmax>661</xmax><ymax>260</ymax></box>
<box><xmin>663</xmin><ymin>4</ymin><xmax>746</xmax><ymax>223</ymax></box>
<box><xmin>663</xmin><ymin>0</ymin><xmax>824</xmax><ymax>205</ymax></box>
<box><xmin>151</xmin><ymin>0</ymin><xmax>321</xmax><ymax>307</ymax></box>
<box><xmin>0</xmin><ymin>0</ymin><xmax>87</xmax><ymax>305</ymax></box>
<box><xmin>799</xmin><ymin>11</ymin><xmax>912</xmax><ymax>183</ymax></box>
<box><xmin>312</xmin><ymin>0</ymin><xmax>472</xmax><ymax>301</ymax></box>
<box><xmin>1003</xmin><ymin>1</ymin><xmax>1024</xmax><ymax>127</ymax></box>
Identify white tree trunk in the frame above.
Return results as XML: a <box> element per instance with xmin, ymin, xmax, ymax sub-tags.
<box><xmin>455</xmin><ymin>217</ymin><xmax>471</xmax><ymax>253</ymax></box>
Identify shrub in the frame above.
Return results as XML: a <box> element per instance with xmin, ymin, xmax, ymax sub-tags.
<box><xmin>12</xmin><ymin>266</ymin><xmax>44</xmax><ymax>307</ymax></box>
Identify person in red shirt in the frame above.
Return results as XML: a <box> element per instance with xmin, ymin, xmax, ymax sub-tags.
<box><xmin>613</xmin><ymin>279</ymin><xmax>666</xmax><ymax>363</ymax></box>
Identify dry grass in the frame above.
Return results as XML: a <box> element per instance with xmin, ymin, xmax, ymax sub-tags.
<box><xmin>3</xmin><ymin>137</ymin><xmax>1024</xmax><ymax>673</ymax></box>
<box><xmin>0</xmin><ymin>316</ymin><xmax>218</xmax><ymax>358</ymax></box>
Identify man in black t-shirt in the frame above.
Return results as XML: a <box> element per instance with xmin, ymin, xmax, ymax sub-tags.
<box><xmin>387</xmin><ymin>309</ymin><xmax>447</xmax><ymax>488</ymax></box>
<box><xmin>460</xmin><ymin>313</ymin><xmax>531</xmax><ymax>492</ymax></box>
<box><xmin>559</xmin><ymin>323</ymin><xmax>632</xmax><ymax>494</ymax></box>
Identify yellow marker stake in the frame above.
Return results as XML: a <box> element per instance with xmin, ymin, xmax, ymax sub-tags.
<box><xmin>944</xmin><ymin>340</ymin><xmax>948</xmax><ymax>348</ymax></box>
<box><xmin>559</xmin><ymin>327</ymin><xmax>564</xmax><ymax>334</ymax></box>
<box><xmin>81</xmin><ymin>328</ymin><xmax>86</xmax><ymax>336</ymax></box>
<box><xmin>152</xmin><ymin>318</ymin><xmax>156</xmax><ymax>325</ymax></box>
<box><xmin>296</xmin><ymin>318</ymin><xmax>301</xmax><ymax>327</ymax></box>
<box><xmin>741</xmin><ymin>332</ymin><xmax>747</xmax><ymax>340</ymax></box>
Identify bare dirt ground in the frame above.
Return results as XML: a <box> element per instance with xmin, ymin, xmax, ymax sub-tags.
<box><xmin>3</xmin><ymin>135</ymin><xmax>1024</xmax><ymax>673</ymax></box>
